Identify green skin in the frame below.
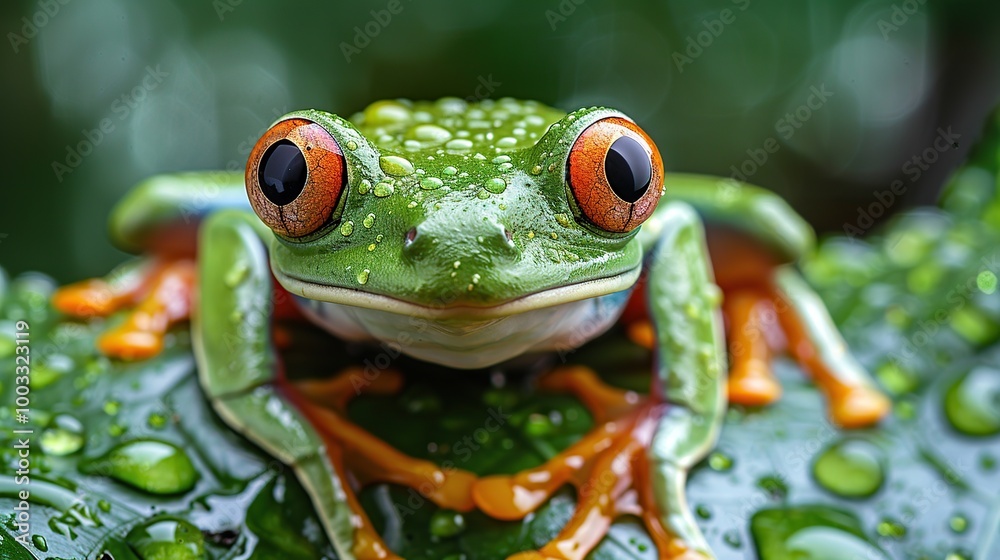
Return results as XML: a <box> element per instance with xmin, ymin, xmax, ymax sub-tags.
<box><xmin>104</xmin><ymin>98</ymin><xmax>832</xmax><ymax>559</ymax></box>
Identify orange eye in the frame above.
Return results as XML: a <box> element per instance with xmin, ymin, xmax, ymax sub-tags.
<box><xmin>567</xmin><ymin>117</ymin><xmax>663</xmax><ymax>233</ymax></box>
<box><xmin>246</xmin><ymin>118</ymin><xmax>346</xmax><ymax>238</ymax></box>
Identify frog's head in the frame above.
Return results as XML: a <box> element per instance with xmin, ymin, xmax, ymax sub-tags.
<box><xmin>245</xmin><ymin>98</ymin><xmax>663</xmax><ymax>367</ymax></box>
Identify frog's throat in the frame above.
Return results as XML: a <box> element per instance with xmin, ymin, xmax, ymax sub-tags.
<box><xmin>272</xmin><ymin>265</ymin><xmax>642</xmax><ymax>320</ymax></box>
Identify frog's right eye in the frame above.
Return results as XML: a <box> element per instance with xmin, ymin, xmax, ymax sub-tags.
<box><xmin>246</xmin><ymin>118</ymin><xmax>346</xmax><ymax>238</ymax></box>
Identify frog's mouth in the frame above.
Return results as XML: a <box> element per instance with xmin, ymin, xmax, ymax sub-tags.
<box><xmin>272</xmin><ymin>265</ymin><xmax>642</xmax><ymax>320</ymax></box>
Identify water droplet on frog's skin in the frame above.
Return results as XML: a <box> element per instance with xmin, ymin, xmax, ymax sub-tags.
<box><xmin>340</xmin><ymin>221</ymin><xmax>355</xmax><ymax>236</ymax></box>
<box><xmin>373</xmin><ymin>182</ymin><xmax>395</xmax><ymax>198</ymax></box>
<box><xmin>358</xmin><ymin>179</ymin><xmax>372</xmax><ymax>194</ymax></box>
<box><xmin>40</xmin><ymin>414</ymin><xmax>85</xmax><ymax>456</ymax></box>
<box><xmin>813</xmin><ymin>438</ymin><xmax>885</xmax><ymax>498</ymax></box>
<box><xmin>530</xmin><ymin>165</ymin><xmax>543</xmax><ymax>175</ymax></box>
<box><xmin>485</xmin><ymin>177</ymin><xmax>507</xmax><ymax>194</ymax></box>
<box><xmin>944</xmin><ymin>366</ymin><xmax>1000</xmax><ymax>436</ymax></box>
<box><xmin>379</xmin><ymin>155</ymin><xmax>415</xmax><ymax>176</ymax></box>
<box><xmin>420</xmin><ymin>177</ymin><xmax>444</xmax><ymax>190</ymax></box>
<box><xmin>492</xmin><ymin>155</ymin><xmax>511</xmax><ymax>164</ymax></box>
<box><xmin>445</xmin><ymin>138</ymin><xmax>473</xmax><ymax>150</ymax></box>
<box><xmin>81</xmin><ymin>439</ymin><xmax>198</xmax><ymax>494</ymax></box>
<box><xmin>695</xmin><ymin>504</ymin><xmax>712</xmax><ymax>519</ymax></box>
<box><xmin>363</xmin><ymin>213</ymin><xmax>375</xmax><ymax>228</ymax></box>
<box><xmin>949</xmin><ymin>515</ymin><xmax>969</xmax><ymax>533</ymax></box>
<box><xmin>345</xmin><ymin>140</ymin><xmax>359</xmax><ymax>151</ymax></box>
<box><xmin>224</xmin><ymin>260</ymin><xmax>249</xmax><ymax>288</ymax></box>
<box><xmin>364</xmin><ymin>100</ymin><xmax>412</xmax><ymax>125</ymax></box>
<box><xmin>442</xmin><ymin>166</ymin><xmax>458</xmax><ymax>176</ymax></box>
<box><xmin>708</xmin><ymin>451</ymin><xmax>733</xmax><ymax>472</ymax></box>
<box><xmin>412</xmin><ymin>124</ymin><xmax>452</xmax><ymax>144</ymax></box>
<box><xmin>495</xmin><ymin>136</ymin><xmax>517</xmax><ymax>148</ymax></box>
<box><xmin>126</xmin><ymin>517</ymin><xmax>205</xmax><ymax>560</ymax></box>
<box><xmin>357</xmin><ymin>269</ymin><xmax>371</xmax><ymax>285</ymax></box>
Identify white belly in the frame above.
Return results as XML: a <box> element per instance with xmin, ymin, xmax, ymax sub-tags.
<box><xmin>294</xmin><ymin>290</ymin><xmax>633</xmax><ymax>369</ymax></box>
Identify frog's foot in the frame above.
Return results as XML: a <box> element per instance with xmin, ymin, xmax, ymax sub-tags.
<box><xmin>723</xmin><ymin>288</ymin><xmax>783</xmax><ymax>407</ymax></box>
<box><xmin>52</xmin><ymin>258</ymin><xmax>195</xmax><ymax>360</ymax></box>
<box><xmin>723</xmin><ymin>270</ymin><xmax>891</xmax><ymax>428</ymax></box>
<box><xmin>769</xmin><ymin>269</ymin><xmax>891</xmax><ymax>429</ymax></box>
<box><xmin>288</xmin><ymin>367</ymin><xmax>478</xmax><ymax>558</ymax></box>
<box><xmin>474</xmin><ymin>367</ymin><xmax>702</xmax><ymax>560</ymax></box>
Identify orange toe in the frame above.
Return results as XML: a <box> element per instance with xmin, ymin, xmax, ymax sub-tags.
<box><xmin>727</xmin><ymin>362</ymin><xmax>782</xmax><ymax>406</ymax></box>
<box><xmin>829</xmin><ymin>386</ymin><xmax>892</xmax><ymax>429</ymax></box>
<box><xmin>97</xmin><ymin>330</ymin><xmax>163</xmax><ymax>361</ymax></box>
<box><xmin>53</xmin><ymin>281</ymin><xmax>118</xmax><ymax>317</ymax></box>
<box><xmin>472</xmin><ymin>475</ymin><xmax>545</xmax><ymax>521</ymax></box>
<box><xmin>627</xmin><ymin>320</ymin><xmax>656</xmax><ymax>350</ymax></box>
<box><xmin>430</xmin><ymin>469</ymin><xmax>479</xmax><ymax>512</ymax></box>
<box><xmin>507</xmin><ymin>553</ymin><xmax>553</xmax><ymax>560</ymax></box>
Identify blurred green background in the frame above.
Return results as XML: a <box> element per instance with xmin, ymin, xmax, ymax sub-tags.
<box><xmin>2</xmin><ymin>0</ymin><xmax>999</xmax><ymax>282</ymax></box>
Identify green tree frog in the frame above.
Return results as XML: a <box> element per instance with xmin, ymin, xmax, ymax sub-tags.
<box><xmin>54</xmin><ymin>98</ymin><xmax>890</xmax><ymax>560</ymax></box>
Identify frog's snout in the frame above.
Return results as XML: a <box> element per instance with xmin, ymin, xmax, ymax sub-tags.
<box><xmin>401</xmin><ymin>217</ymin><xmax>518</xmax><ymax>264</ymax></box>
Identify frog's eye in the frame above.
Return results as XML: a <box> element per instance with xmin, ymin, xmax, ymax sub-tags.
<box><xmin>246</xmin><ymin>118</ymin><xmax>346</xmax><ymax>238</ymax></box>
<box><xmin>567</xmin><ymin>116</ymin><xmax>663</xmax><ymax>233</ymax></box>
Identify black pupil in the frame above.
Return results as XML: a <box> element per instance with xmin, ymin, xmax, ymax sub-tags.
<box><xmin>604</xmin><ymin>136</ymin><xmax>651</xmax><ymax>203</ymax></box>
<box><xmin>258</xmin><ymin>140</ymin><xmax>307</xmax><ymax>205</ymax></box>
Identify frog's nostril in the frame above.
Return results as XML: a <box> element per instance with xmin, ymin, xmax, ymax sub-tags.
<box><xmin>404</xmin><ymin>227</ymin><xmax>418</xmax><ymax>247</ymax></box>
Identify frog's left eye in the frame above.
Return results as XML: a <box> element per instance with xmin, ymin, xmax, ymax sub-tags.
<box><xmin>246</xmin><ymin>118</ymin><xmax>346</xmax><ymax>238</ymax></box>
<box><xmin>567</xmin><ymin>117</ymin><xmax>663</xmax><ymax>233</ymax></box>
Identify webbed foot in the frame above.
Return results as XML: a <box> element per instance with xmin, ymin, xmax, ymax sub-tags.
<box><xmin>474</xmin><ymin>366</ymin><xmax>705</xmax><ymax>560</ymax></box>
<box><xmin>53</xmin><ymin>258</ymin><xmax>195</xmax><ymax>360</ymax></box>
<box><xmin>288</xmin><ymin>367</ymin><xmax>478</xmax><ymax>559</ymax></box>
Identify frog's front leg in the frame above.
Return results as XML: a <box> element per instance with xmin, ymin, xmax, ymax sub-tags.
<box><xmin>643</xmin><ymin>174</ymin><xmax>890</xmax><ymax>429</ymax></box>
<box><xmin>474</xmin><ymin>202</ymin><xmax>724</xmax><ymax>560</ymax></box>
<box><xmin>195</xmin><ymin>210</ymin><xmax>476</xmax><ymax>560</ymax></box>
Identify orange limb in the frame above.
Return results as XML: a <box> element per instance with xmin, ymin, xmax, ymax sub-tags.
<box><xmin>477</xmin><ymin>367</ymin><xmax>691</xmax><ymax>559</ymax></box>
<box><xmin>772</xmin><ymin>290</ymin><xmax>891</xmax><ymax>429</ymax></box>
<box><xmin>723</xmin><ymin>289</ymin><xmax>782</xmax><ymax>406</ymax></box>
<box><xmin>284</xmin><ymin>368</ymin><xmax>478</xmax><ymax>558</ymax></box>
<box><xmin>53</xmin><ymin>259</ymin><xmax>196</xmax><ymax>360</ymax></box>
<box><xmin>53</xmin><ymin>259</ymin><xmax>165</xmax><ymax>318</ymax></box>
<box><xmin>536</xmin><ymin>366</ymin><xmax>641</xmax><ymax>424</ymax></box>
<box><xmin>59</xmin><ymin>259</ymin><xmax>196</xmax><ymax>361</ymax></box>
<box><xmin>325</xmin><ymin>445</ymin><xmax>403</xmax><ymax>560</ymax></box>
